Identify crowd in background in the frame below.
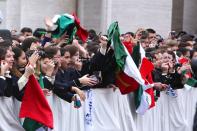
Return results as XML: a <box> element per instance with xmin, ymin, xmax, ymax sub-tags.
<box><xmin>1</xmin><ymin>17</ymin><xmax>197</xmax><ymax>131</ymax></box>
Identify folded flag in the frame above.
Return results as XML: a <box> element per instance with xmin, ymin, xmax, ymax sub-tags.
<box><xmin>50</xmin><ymin>13</ymin><xmax>88</xmax><ymax>43</ymax></box>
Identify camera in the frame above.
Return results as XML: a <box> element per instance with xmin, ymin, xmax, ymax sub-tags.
<box><xmin>25</xmin><ymin>49</ymin><xmax>46</xmax><ymax>58</ymax></box>
<box><xmin>37</xmin><ymin>50</ymin><xmax>46</xmax><ymax>57</ymax></box>
<box><xmin>89</xmin><ymin>71</ymin><xmax>102</xmax><ymax>85</ymax></box>
<box><xmin>89</xmin><ymin>75</ymin><xmax>99</xmax><ymax>83</ymax></box>
<box><xmin>53</xmin><ymin>60</ymin><xmax>58</xmax><ymax>66</ymax></box>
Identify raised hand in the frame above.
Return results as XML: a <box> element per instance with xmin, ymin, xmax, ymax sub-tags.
<box><xmin>42</xmin><ymin>88</ymin><xmax>52</xmax><ymax>96</ymax></box>
<box><xmin>24</xmin><ymin>64</ymin><xmax>35</xmax><ymax>78</ymax></box>
<box><xmin>161</xmin><ymin>63</ymin><xmax>169</xmax><ymax>74</ymax></box>
<box><xmin>153</xmin><ymin>82</ymin><xmax>168</xmax><ymax>91</ymax></box>
<box><xmin>0</xmin><ymin>60</ymin><xmax>9</xmax><ymax>76</ymax></box>
<box><xmin>44</xmin><ymin>17</ymin><xmax>53</xmax><ymax>29</ymax></box>
<box><xmin>72</xmin><ymin>87</ymin><xmax>86</xmax><ymax>101</ymax></box>
<box><xmin>99</xmin><ymin>35</ymin><xmax>108</xmax><ymax>48</ymax></box>
<box><xmin>45</xmin><ymin>60</ymin><xmax>55</xmax><ymax>77</ymax></box>
<box><xmin>177</xmin><ymin>64</ymin><xmax>191</xmax><ymax>74</ymax></box>
<box><xmin>28</xmin><ymin>51</ymin><xmax>40</xmax><ymax>67</ymax></box>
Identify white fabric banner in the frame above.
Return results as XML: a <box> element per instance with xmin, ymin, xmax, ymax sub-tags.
<box><xmin>0</xmin><ymin>97</ymin><xmax>25</xmax><ymax>131</ymax></box>
<box><xmin>131</xmin><ymin>88</ymin><xmax>197</xmax><ymax>131</ymax></box>
<box><xmin>9</xmin><ymin>88</ymin><xmax>197</xmax><ymax>131</ymax></box>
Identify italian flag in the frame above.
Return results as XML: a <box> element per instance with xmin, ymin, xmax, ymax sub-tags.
<box><xmin>19</xmin><ymin>75</ymin><xmax>53</xmax><ymax>130</ymax></box>
<box><xmin>107</xmin><ymin>22</ymin><xmax>155</xmax><ymax>114</ymax></box>
<box><xmin>107</xmin><ymin>22</ymin><xmax>146</xmax><ymax>89</ymax></box>
<box><xmin>132</xmin><ymin>43</ymin><xmax>155</xmax><ymax>114</ymax></box>
<box><xmin>50</xmin><ymin>13</ymin><xmax>88</xmax><ymax>43</ymax></box>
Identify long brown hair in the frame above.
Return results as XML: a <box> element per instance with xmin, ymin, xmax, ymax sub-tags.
<box><xmin>11</xmin><ymin>47</ymin><xmax>25</xmax><ymax>77</ymax></box>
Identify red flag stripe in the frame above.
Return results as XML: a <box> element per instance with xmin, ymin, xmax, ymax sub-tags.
<box><xmin>19</xmin><ymin>75</ymin><xmax>53</xmax><ymax>128</ymax></box>
<box><xmin>116</xmin><ymin>71</ymin><xmax>139</xmax><ymax>94</ymax></box>
<box><xmin>72</xmin><ymin>13</ymin><xmax>88</xmax><ymax>42</ymax></box>
<box><xmin>140</xmin><ymin>58</ymin><xmax>155</xmax><ymax>109</ymax></box>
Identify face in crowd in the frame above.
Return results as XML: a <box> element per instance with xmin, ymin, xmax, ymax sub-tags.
<box><xmin>148</xmin><ymin>32</ymin><xmax>157</xmax><ymax>44</ymax></box>
<box><xmin>152</xmin><ymin>52</ymin><xmax>163</xmax><ymax>68</ymax></box>
<box><xmin>141</xmin><ymin>39</ymin><xmax>149</xmax><ymax>49</ymax></box>
<box><xmin>15</xmin><ymin>50</ymin><xmax>27</xmax><ymax>68</ymax></box>
<box><xmin>53</xmin><ymin>50</ymin><xmax>61</xmax><ymax>67</ymax></box>
<box><xmin>71</xmin><ymin>51</ymin><xmax>79</xmax><ymax>65</ymax></box>
<box><xmin>162</xmin><ymin>52</ymin><xmax>174</xmax><ymax>64</ymax></box>
<box><xmin>23</xmin><ymin>32</ymin><xmax>32</xmax><ymax>38</ymax></box>
<box><xmin>40</xmin><ymin>58</ymin><xmax>51</xmax><ymax>75</ymax></box>
<box><xmin>69</xmin><ymin>51</ymin><xmax>82</xmax><ymax>70</ymax></box>
<box><xmin>123</xmin><ymin>33</ymin><xmax>133</xmax><ymax>43</ymax></box>
<box><xmin>61</xmin><ymin>51</ymin><xmax>71</xmax><ymax>70</ymax></box>
<box><xmin>5</xmin><ymin>49</ymin><xmax>15</xmax><ymax>69</ymax></box>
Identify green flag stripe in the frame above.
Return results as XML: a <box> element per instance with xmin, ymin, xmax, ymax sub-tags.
<box><xmin>131</xmin><ymin>43</ymin><xmax>143</xmax><ymax>109</ymax></box>
<box><xmin>52</xmin><ymin>15</ymin><xmax>75</xmax><ymax>38</ymax></box>
<box><xmin>186</xmin><ymin>77</ymin><xmax>197</xmax><ymax>87</ymax></box>
<box><xmin>39</xmin><ymin>74</ymin><xmax>44</xmax><ymax>89</ymax></box>
<box><xmin>132</xmin><ymin>43</ymin><xmax>141</xmax><ymax>67</ymax></box>
<box><xmin>107</xmin><ymin>22</ymin><xmax>127</xmax><ymax>70</ymax></box>
<box><xmin>23</xmin><ymin>118</ymin><xmax>42</xmax><ymax>131</ymax></box>
<box><xmin>134</xmin><ymin>85</ymin><xmax>143</xmax><ymax>109</ymax></box>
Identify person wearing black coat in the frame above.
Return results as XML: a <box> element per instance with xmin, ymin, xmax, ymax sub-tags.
<box><xmin>67</xmin><ymin>43</ymin><xmax>116</xmax><ymax>90</ymax></box>
<box><xmin>0</xmin><ymin>45</ymin><xmax>26</xmax><ymax>131</ymax></box>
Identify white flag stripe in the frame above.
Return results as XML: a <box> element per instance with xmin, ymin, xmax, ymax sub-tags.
<box><xmin>111</xmin><ymin>37</ymin><xmax>152</xmax><ymax>115</ymax></box>
<box><xmin>136</xmin><ymin>91</ymin><xmax>151</xmax><ymax>115</ymax></box>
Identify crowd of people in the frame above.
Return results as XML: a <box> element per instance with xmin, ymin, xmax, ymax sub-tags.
<box><xmin>0</xmin><ymin>14</ymin><xmax>197</xmax><ymax>131</ymax></box>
